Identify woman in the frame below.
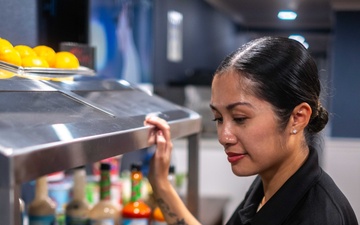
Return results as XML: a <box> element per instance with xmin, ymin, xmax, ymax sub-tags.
<box><xmin>144</xmin><ymin>36</ymin><xmax>358</xmax><ymax>225</ymax></box>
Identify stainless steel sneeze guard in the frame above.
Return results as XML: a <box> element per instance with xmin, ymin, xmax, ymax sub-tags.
<box><xmin>0</xmin><ymin>79</ymin><xmax>202</xmax><ymax>225</ymax></box>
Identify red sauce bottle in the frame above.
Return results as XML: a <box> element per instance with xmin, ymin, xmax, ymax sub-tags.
<box><xmin>122</xmin><ymin>163</ymin><xmax>151</xmax><ymax>225</ymax></box>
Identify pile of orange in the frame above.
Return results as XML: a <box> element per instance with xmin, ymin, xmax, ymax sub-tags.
<box><xmin>0</xmin><ymin>37</ymin><xmax>80</xmax><ymax>69</ymax></box>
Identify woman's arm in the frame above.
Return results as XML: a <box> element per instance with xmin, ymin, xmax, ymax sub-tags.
<box><xmin>144</xmin><ymin>116</ymin><xmax>201</xmax><ymax>225</ymax></box>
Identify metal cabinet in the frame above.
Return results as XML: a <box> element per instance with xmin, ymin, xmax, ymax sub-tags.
<box><xmin>0</xmin><ymin>78</ymin><xmax>202</xmax><ymax>225</ymax></box>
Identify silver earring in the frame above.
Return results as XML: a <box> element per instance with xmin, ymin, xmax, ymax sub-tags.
<box><xmin>291</xmin><ymin>129</ymin><xmax>297</xmax><ymax>134</ymax></box>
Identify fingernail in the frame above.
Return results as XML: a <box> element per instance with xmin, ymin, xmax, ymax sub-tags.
<box><xmin>157</xmin><ymin>130</ymin><xmax>163</xmax><ymax>136</ymax></box>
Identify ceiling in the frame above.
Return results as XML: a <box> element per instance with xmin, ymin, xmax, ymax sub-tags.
<box><xmin>204</xmin><ymin>0</ymin><xmax>360</xmax><ymax>56</ymax></box>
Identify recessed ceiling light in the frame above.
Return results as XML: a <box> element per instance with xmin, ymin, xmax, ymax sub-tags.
<box><xmin>302</xmin><ymin>42</ymin><xmax>309</xmax><ymax>49</ymax></box>
<box><xmin>289</xmin><ymin>35</ymin><xmax>305</xmax><ymax>43</ymax></box>
<box><xmin>289</xmin><ymin>35</ymin><xmax>309</xmax><ymax>49</ymax></box>
<box><xmin>278</xmin><ymin>10</ymin><xmax>297</xmax><ymax>20</ymax></box>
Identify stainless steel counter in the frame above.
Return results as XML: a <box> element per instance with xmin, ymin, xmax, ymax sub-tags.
<box><xmin>0</xmin><ymin>78</ymin><xmax>202</xmax><ymax>225</ymax></box>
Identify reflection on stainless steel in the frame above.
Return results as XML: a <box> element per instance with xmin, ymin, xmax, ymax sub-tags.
<box><xmin>0</xmin><ymin>92</ymin><xmax>112</xmax><ymax>130</ymax></box>
<box><xmin>0</xmin><ymin>79</ymin><xmax>202</xmax><ymax>225</ymax></box>
<box><xmin>52</xmin><ymin>124</ymin><xmax>74</xmax><ymax>141</ymax></box>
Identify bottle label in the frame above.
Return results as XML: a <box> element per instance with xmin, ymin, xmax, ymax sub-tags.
<box><xmin>90</xmin><ymin>219</ymin><xmax>115</xmax><ymax>225</ymax></box>
<box><xmin>100</xmin><ymin>170</ymin><xmax>111</xmax><ymax>200</ymax></box>
<box><xmin>66</xmin><ymin>215</ymin><xmax>89</xmax><ymax>225</ymax></box>
<box><xmin>123</xmin><ymin>218</ymin><xmax>148</xmax><ymax>225</ymax></box>
<box><xmin>130</xmin><ymin>176</ymin><xmax>142</xmax><ymax>202</ymax></box>
<box><xmin>29</xmin><ymin>215</ymin><xmax>56</xmax><ymax>225</ymax></box>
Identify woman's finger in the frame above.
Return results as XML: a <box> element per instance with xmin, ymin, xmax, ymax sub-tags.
<box><xmin>155</xmin><ymin>130</ymin><xmax>167</xmax><ymax>157</ymax></box>
<box><xmin>147</xmin><ymin>128</ymin><xmax>157</xmax><ymax>145</ymax></box>
<box><xmin>145</xmin><ymin>116</ymin><xmax>171</xmax><ymax>141</ymax></box>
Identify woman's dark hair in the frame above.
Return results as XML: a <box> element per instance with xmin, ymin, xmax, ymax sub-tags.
<box><xmin>214</xmin><ymin>36</ymin><xmax>328</xmax><ymax>146</ymax></box>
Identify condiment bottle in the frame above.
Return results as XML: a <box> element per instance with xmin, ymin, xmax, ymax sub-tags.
<box><xmin>167</xmin><ymin>165</ymin><xmax>176</xmax><ymax>188</ymax></box>
<box><xmin>65</xmin><ymin>166</ymin><xmax>91</xmax><ymax>225</ymax></box>
<box><xmin>89</xmin><ymin>163</ymin><xmax>121</xmax><ymax>225</ymax></box>
<box><xmin>28</xmin><ymin>176</ymin><xmax>57</xmax><ymax>225</ymax></box>
<box><xmin>122</xmin><ymin>163</ymin><xmax>151</xmax><ymax>225</ymax></box>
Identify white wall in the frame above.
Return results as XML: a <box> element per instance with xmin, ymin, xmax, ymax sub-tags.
<box><xmin>323</xmin><ymin>138</ymin><xmax>360</xmax><ymax>217</ymax></box>
<box><xmin>172</xmin><ymin>137</ymin><xmax>360</xmax><ymax>224</ymax></box>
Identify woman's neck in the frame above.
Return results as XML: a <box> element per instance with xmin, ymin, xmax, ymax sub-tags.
<box><xmin>260</xmin><ymin>146</ymin><xmax>309</xmax><ymax>203</ymax></box>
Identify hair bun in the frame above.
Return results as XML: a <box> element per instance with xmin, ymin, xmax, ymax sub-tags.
<box><xmin>308</xmin><ymin>105</ymin><xmax>329</xmax><ymax>133</ymax></box>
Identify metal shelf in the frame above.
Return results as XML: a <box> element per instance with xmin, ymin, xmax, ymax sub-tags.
<box><xmin>0</xmin><ymin>78</ymin><xmax>202</xmax><ymax>225</ymax></box>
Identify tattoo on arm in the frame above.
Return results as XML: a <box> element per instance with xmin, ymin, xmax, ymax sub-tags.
<box><xmin>156</xmin><ymin>198</ymin><xmax>189</xmax><ymax>225</ymax></box>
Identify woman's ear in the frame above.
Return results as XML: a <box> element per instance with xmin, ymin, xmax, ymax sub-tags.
<box><xmin>290</xmin><ymin>103</ymin><xmax>312</xmax><ymax>134</ymax></box>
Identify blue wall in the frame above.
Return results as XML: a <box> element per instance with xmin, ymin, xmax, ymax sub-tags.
<box><xmin>0</xmin><ymin>0</ymin><xmax>37</xmax><ymax>46</ymax></box>
<box><xmin>153</xmin><ymin>0</ymin><xmax>238</xmax><ymax>86</ymax></box>
<box><xmin>331</xmin><ymin>11</ymin><xmax>360</xmax><ymax>137</ymax></box>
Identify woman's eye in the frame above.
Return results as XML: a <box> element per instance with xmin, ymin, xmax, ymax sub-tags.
<box><xmin>212</xmin><ymin>117</ymin><xmax>223</xmax><ymax>123</ymax></box>
<box><xmin>212</xmin><ymin>117</ymin><xmax>246</xmax><ymax>124</ymax></box>
<box><xmin>234</xmin><ymin>117</ymin><xmax>247</xmax><ymax>123</ymax></box>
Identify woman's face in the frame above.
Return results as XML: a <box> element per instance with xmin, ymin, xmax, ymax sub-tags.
<box><xmin>210</xmin><ymin>71</ymin><xmax>292</xmax><ymax>177</ymax></box>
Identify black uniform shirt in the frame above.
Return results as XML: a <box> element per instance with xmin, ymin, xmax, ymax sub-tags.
<box><xmin>226</xmin><ymin>148</ymin><xmax>358</xmax><ymax>225</ymax></box>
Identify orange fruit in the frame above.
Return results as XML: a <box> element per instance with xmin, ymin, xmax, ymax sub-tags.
<box><xmin>22</xmin><ymin>56</ymin><xmax>49</xmax><ymax>68</ymax></box>
<box><xmin>14</xmin><ymin>45</ymin><xmax>37</xmax><ymax>58</ymax></box>
<box><xmin>0</xmin><ymin>38</ymin><xmax>13</xmax><ymax>48</ymax></box>
<box><xmin>33</xmin><ymin>45</ymin><xmax>56</xmax><ymax>67</ymax></box>
<box><xmin>0</xmin><ymin>46</ymin><xmax>22</xmax><ymax>66</ymax></box>
<box><xmin>0</xmin><ymin>69</ymin><xmax>15</xmax><ymax>79</ymax></box>
<box><xmin>53</xmin><ymin>51</ymin><xmax>80</xmax><ymax>69</ymax></box>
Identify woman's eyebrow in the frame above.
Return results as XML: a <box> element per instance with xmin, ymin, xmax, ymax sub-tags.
<box><xmin>209</xmin><ymin>104</ymin><xmax>217</xmax><ymax>111</ymax></box>
<box><xmin>209</xmin><ymin>101</ymin><xmax>253</xmax><ymax>111</ymax></box>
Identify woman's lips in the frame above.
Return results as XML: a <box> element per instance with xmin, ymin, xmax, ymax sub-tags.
<box><xmin>226</xmin><ymin>152</ymin><xmax>246</xmax><ymax>163</ymax></box>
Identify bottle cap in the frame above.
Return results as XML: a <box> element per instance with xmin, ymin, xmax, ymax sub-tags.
<box><xmin>169</xmin><ymin>165</ymin><xmax>175</xmax><ymax>174</ymax></box>
<box><xmin>131</xmin><ymin>162</ymin><xmax>142</xmax><ymax>172</ymax></box>
<box><xmin>100</xmin><ymin>163</ymin><xmax>111</xmax><ymax>171</ymax></box>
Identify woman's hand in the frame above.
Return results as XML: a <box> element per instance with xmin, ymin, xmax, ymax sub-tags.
<box><xmin>144</xmin><ymin>116</ymin><xmax>173</xmax><ymax>192</ymax></box>
<box><xmin>144</xmin><ymin>116</ymin><xmax>202</xmax><ymax>225</ymax></box>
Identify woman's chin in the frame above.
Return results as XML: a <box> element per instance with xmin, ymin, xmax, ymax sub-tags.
<box><xmin>231</xmin><ymin>166</ymin><xmax>256</xmax><ymax>177</ymax></box>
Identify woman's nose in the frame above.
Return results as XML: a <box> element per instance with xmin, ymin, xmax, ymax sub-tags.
<box><xmin>218</xmin><ymin>127</ymin><xmax>236</xmax><ymax>146</ymax></box>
